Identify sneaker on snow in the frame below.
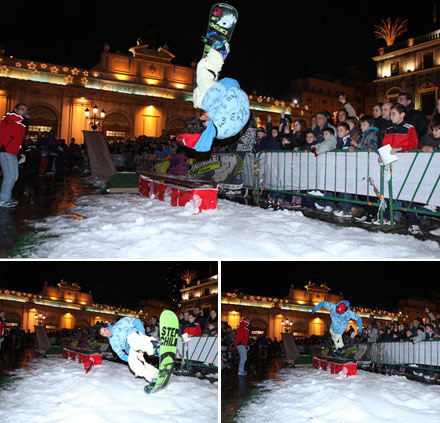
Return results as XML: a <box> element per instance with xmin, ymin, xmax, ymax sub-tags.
<box><xmin>0</xmin><ymin>199</ymin><xmax>18</xmax><ymax>208</ymax></box>
<box><xmin>430</xmin><ymin>227</ymin><xmax>440</xmax><ymax>236</ymax></box>
<box><xmin>408</xmin><ymin>225</ymin><xmax>422</xmax><ymax>235</ymax></box>
<box><xmin>333</xmin><ymin>210</ymin><xmax>352</xmax><ymax>218</ymax></box>
<box><xmin>372</xmin><ymin>217</ymin><xmax>391</xmax><ymax>226</ymax></box>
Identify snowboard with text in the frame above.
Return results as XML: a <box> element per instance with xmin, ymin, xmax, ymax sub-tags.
<box><xmin>144</xmin><ymin>310</ymin><xmax>179</xmax><ymax>394</ymax></box>
<box><xmin>202</xmin><ymin>3</ymin><xmax>238</xmax><ymax>58</ymax></box>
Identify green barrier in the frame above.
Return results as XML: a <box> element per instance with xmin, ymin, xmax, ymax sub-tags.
<box><xmin>248</xmin><ymin>150</ymin><xmax>440</xmax><ymax>228</ymax></box>
<box><xmin>177</xmin><ymin>336</ymin><xmax>218</xmax><ymax>374</ymax></box>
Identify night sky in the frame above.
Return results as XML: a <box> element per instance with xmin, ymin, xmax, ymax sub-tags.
<box><xmin>221</xmin><ymin>261</ymin><xmax>440</xmax><ymax>310</ymax></box>
<box><xmin>1</xmin><ymin>261</ymin><xmax>217</xmax><ymax>309</ymax></box>
<box><xmin>2</xmin><ymin>1</ymin><xmax>439</xmax><ymax>97</ymax></box>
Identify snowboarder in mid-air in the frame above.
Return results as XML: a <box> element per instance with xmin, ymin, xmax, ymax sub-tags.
<box><xmin>313</xmin><ymin>300</ymin><xmax>363</xmax><ymax>357</ymax></box>
<box><xmin>176</xmin><ymin>4</ymin><xmax>250</xmax><ymax>153</ymax></box>
<box><xmin>98</xmin><ymin>317</ymin><xmax>159</xmax><ymax>384</ymax></box>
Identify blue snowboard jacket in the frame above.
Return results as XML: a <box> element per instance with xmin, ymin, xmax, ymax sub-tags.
<box><xmin>195</xmin><ymin>77</ymin><xmax>250</xmax><ymax>152</ymax></box>
<box><xmin>107</xmin><ymin>317</ymin><xmax>146</xmax><ymax>362</ymax></box>
<box><xmin>313</xmin><ymin>300</ymin><xmax>363</xmax><ymax>335</ymax></box>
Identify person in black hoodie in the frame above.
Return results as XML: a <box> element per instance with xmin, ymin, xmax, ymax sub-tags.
<box><xmin>398</xmin><ymin>92</ymin><xmax>428</xmax><ymax>141</ymax></box>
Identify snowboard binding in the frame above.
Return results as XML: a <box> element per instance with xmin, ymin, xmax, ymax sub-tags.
<box><xmin>144</xmin><ymin>378</ymin><xmax>158</xmax><ymax>394</ymax></box>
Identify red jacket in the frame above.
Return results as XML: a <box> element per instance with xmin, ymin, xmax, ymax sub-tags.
<box><xmin>235</xmin><ymin>320</ymin><xmax>250</xmax><ymax>347</ymax></box>
<box><xmin>183</xmin><ymin>322</ymin><xmax>201</xmax><ymax>337</ymax></box>
<box><xmin>382</xmin><ymin>122</ymin><xmax>418</xmax><ymax>152</ymax></box>
<box><xmin>0</xmin><ymin>112</ymin><xmax>27</xmax><ymax>155</ymax></box>
<box><xmin>0</xmin><ymin>319</ymin><xmax>5</xmax><ymax>338</ymax></box>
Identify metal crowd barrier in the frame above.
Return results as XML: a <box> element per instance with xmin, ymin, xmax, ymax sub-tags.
<box><xmin>251</xmin><ymin>150</ymin><xmax>440</xmax><ymax>227</ymax></box>
<box><xmin>176</xmin><ymin>336</ymin><xmax>218</xmax><ymax>374</ymax></box>
<box><xmin>373</xmin><ymin>340</ymin><xmax>440</xmax><ymax>374</ymax></box>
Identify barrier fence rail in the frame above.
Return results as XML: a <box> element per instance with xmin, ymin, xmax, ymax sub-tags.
<box><xmin>372</xmin><ymin>340</ymin><xmax>440</xmax><ymax>374</ymax></box>
<box><xmin>176</xmin><ymin>336</ymin><xmax>218</xmax><ymax>375</ymax></box>
<box><xmin>252</xmin><ymin>149</ymin><xmax>440</xmax><ymax>227</ymax></box>
<box><xmin>128</xmin><ymin>149</ymin><xmax>440</xmax><ymax>229</ymax></box>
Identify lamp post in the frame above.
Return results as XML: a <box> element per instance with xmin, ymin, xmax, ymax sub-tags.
<box><xmin>85</xmin><ymin>104</ymin><xmax>106</xmax><ymax>131</ymax></box>
<box><xmin>34</xmin><ymin>311</ymin><xmax>46</xmax><ymax>326</ymax></box>
<box><xmin>281</xmin><ymin>318</ymin><xmax>293</xmax><ymax>333</ymax></box>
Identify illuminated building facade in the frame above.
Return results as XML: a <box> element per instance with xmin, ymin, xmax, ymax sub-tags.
<box><xmin>373</xmin><ymin>29</ymin><xmax>440</xmax><ymax>117</ymax></box>
<box><xmin>0</xmin><ymin>280</ymin><xmax>141</xmax><ymax>332</ymax></box>
<box><xmin>180</xmin><ymin>274</ymin><xmax>218</xmax><ymax>316</ymax></box>
<box><xmin>0</xmin><ymin>42</ymin><xmax>311</xmax><ymax>144</ymax></box>
<box><xmin>222</xmin><ymin>283</ymin><xmax>397</xmax><ymax>340</ymax></box>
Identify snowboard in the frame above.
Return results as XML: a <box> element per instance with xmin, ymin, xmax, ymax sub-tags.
<box><xmin>202</xmin><ymin>3</ymin><xmax>238</xmax><ymax>58</ymax></box>
<box><xmin>144</xmin><ymin>310</ymin><xmax>179</xmax><ymax>394</ymax></box>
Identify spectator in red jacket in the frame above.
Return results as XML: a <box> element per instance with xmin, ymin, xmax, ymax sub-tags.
<box><xmin>235</xmin><ymin>318</ymin><xmax>250</xmax><ymax>376</ymax></box>
<box><xmin>381</xmin><ymin>103</ymin><xmax>419</xmax><ymax>155</ymax></box>
<box><xmin>0</xmin><ymin>103</ymin><xmax>28</xmax><ymax>207</ymax></box>
<box><xmin>183</xmin><ymin>314</ymin><xmax>202</xmax><ymax>337</ymax></box>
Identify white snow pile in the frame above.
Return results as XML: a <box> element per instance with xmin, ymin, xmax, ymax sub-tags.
<box><xmin>235</xmin><ymin>367</ymin><xmax>440</xmax><ymax>423</ymax></box>
<box><xmin>17</xmin><ymin>193</ymin><xmax>440</xmax><ymax>259</ymax></box>
<box><xmin>0</xmin><ymin>356</ymin><xmax>217</xmax><ymax>423</ymax></box>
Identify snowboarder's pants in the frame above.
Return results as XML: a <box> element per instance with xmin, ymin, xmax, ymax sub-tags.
<box><xmin>236</xmin><ymin>344</ymin><xmax>247</xmax><ymax>374</ymax></box>
<box><xmin>330</xmin><ymin>328</ymin><xmax>344</xmax><ymax>349</ymax></box>
<box><xmin>193</xmin><ymin>49</ymin><xmax>224</xmax><ymax>109</ymax></box>
<box><xmin>126</xmin><ymin>332</ymin><xmax>159</xmax><ymax>382</ymax></box>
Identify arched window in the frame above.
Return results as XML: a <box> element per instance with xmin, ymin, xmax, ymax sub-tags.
<box><xmin>250</xmin><ymin>319</ymin><xmax>267</xmax><ymax>337</ymax></box>
<box><xmin>27</xmin><ymin>106</ymin><xmax>59</xmax><ymax>141</ymax></box>
<box><xmin>386</xmin><ymin>87</ymin><xmax>403</xmax><ymax>103</ymax></box>
<box><xmin>102</xmin><ymin>113</ymin><xmax>131</xmax><ymax>143</ymax></box>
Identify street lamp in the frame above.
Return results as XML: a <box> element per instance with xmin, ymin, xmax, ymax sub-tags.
<box><xmin>281</xmin><ymin>318</ymin><xmax>293</xmax><ymax>333</ymax></box>
<box><xmin>34</xmin><ymin>312</ymin><xmax>46</xmax><ymax>326</ymax></box>
<box><xmin>84</xmin><ymin>104</ymin><xmax>106</xmax><ymax>131</ymax></box>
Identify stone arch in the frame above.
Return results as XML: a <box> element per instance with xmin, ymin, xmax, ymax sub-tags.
<box><xmin>102</xmin><ymin>112</ymin><xmax>131</xmax><ymax>143</ymax></box>
<box><xmin>27</xmin><ymin>104</ymin><xmax>60</xmax><ymax>141</ymax></box>
<box><xmin>5</xmin><ymin>311</ymin><xmax>21</xmax><ymax>328</ymax></box>
<box><xmin>291</xmin><ymin>321</ymin><xmax>307</xmax><ymax>337</ymax></box>
<box><xmin>250</xmin><ymin>319</ymin><xmax>267</xmax><ymax>337</ymax></box>
<box><xmin>386</xmin><ymin>87</ymin><xmax>403</xmax><ymax>103</ymax></box>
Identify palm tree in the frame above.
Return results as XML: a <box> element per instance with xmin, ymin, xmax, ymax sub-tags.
<box><xmin>374</xmin><ymin>17</ymin><xmax>409</xmax><ymax>46</ymax></box>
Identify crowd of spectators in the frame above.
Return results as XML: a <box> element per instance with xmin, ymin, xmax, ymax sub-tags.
<box><xmin>222</xmin><ymin>307</ymin><xmax>440</xmax><ymax>376</ymax></box>
<box><xmin>0</xmin><ymin>308</ymin><xmax>217</xmax><ymax>365</ymax></box>
<box><xmin>11</xmin><ymin>91</ymin><xmax>439</xmax><ymax>236</ymax></box>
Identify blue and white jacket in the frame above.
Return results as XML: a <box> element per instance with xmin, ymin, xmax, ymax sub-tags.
<box><xmin>107</xmin><ymin>317</ymin><xmax>146</xmax><ymax>362</ymax></box>
<box><xmin>313</xmin><ymin>300</ymin><xmax>363</xmax><ymax>335</ymax></box>
<box><xmin>195</xmin><ymin>78</ymin><xmax>250</xmax><ymax>152</ymax></box>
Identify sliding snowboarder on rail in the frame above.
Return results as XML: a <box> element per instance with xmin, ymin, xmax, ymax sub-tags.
<box><xmin>313</xmin><ymin>300</ymin><xmax>363</xmax><ymax>357</ymax></box>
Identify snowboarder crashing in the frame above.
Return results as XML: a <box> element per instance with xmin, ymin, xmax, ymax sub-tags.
<box><xmin>98</xmin><ymin>317</ymin><xmax>159</xmax><ymax>384</ymax></box>
<box><xmin>313</xmin><ymin>300</ymin><xmax>363</xmax><ymax>357</ymax></box>
<box><xmin>176</xmin><ymin>5</ymin><xmax>250</xmax><ymax>153</ymax></box>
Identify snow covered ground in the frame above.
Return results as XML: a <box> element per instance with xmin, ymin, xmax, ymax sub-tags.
<box><xmin>12</xmin><ymin>192</ymin><xmax>440</xmax><ymax>259</ymax></box>
<box><xmin>235</xmin><ymin>367</ymin><xmax>440</xmax><ymax>423</ymax></box>
<box><xmin>0</xmin><ymin>356</ymin><xmax>217</xmax><ymax>423</ymax></box>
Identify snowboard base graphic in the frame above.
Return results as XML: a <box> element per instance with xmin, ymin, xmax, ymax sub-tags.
<box><xmin>202</xmin><ymin>3</ymin><xmax>238</xmax><ymax>58</ymax></box>
<box><xmin>144</xmin><ymin>310</ymin><xmax>179</xmax><ymax>394</ymax></box>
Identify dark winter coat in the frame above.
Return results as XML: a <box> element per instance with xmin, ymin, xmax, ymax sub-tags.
<box><xmin>405</xmin><ymin>104</ymin><xmax>428</xmax><ymax>141</ymax></box>
<box><xmin>357</xmin><ymin>127</ymin><xmax>379</xmax><ymax>150</ymax></box>
<box><xmin>420</xmin><ymin>133</ymin><xmax>440</xmax><ymax>150</ymax></box>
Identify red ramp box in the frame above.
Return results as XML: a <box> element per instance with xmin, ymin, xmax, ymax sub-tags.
<box><xmin>138</xmin><ymin>171</ymin><xmax>218</xmax><ymax>214</ymax></box>
<box><xmin>312</xmin><ymin>356</ymin><xmax>357</xmax><ymax>377</ymax></box>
